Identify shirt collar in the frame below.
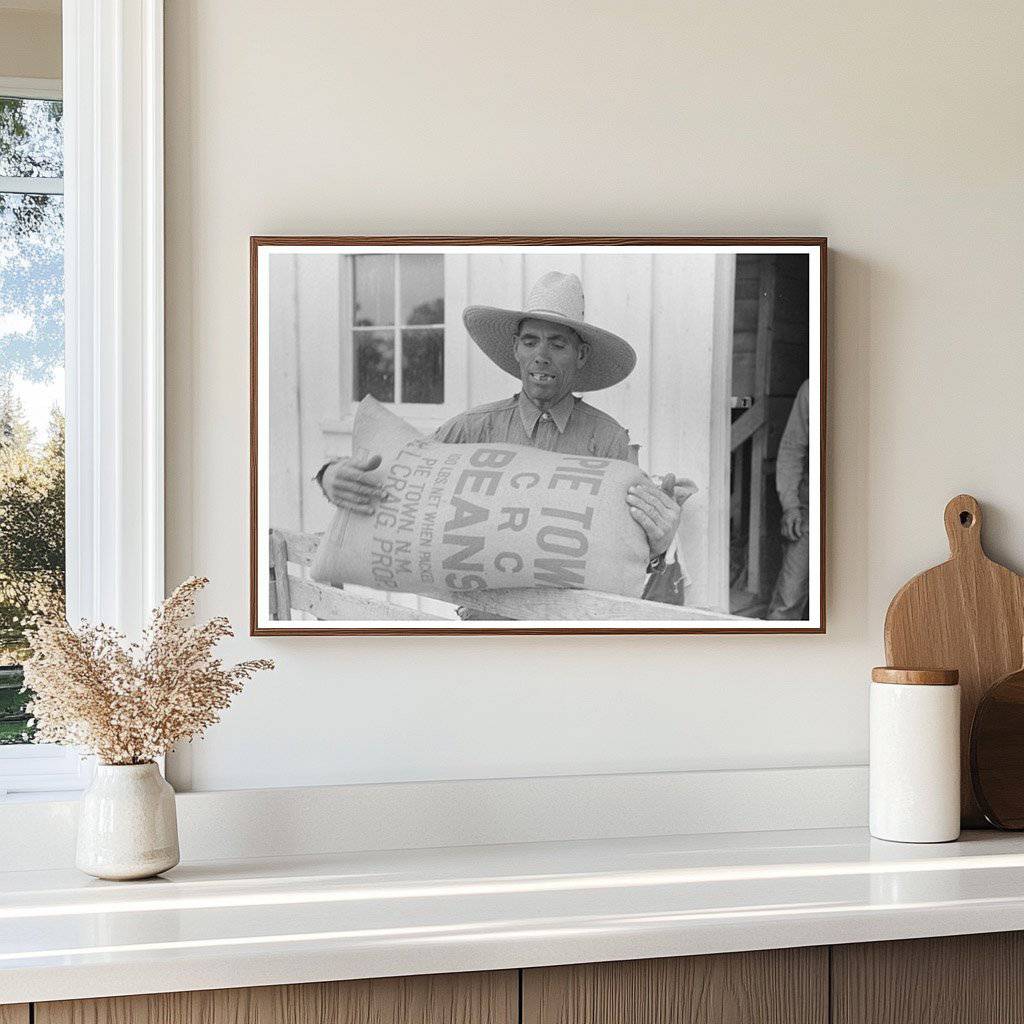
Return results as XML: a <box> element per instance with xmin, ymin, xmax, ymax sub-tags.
<box><xmin>517</xmin><ymin>391</ymin><xmax>576</xmax><ymax>436</ymax></box>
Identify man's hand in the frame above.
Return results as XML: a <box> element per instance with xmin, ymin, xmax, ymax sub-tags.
<box><xmin>669</xmin><ymin>477</ymin><xmax>699</xmax><ymax>507</ymax></box>
<box><xmin>321</xmin><ymin>454</ymin><xmax>385</xmax><ymax>514</ymax></box>
<box><xmin>780</xmin><ymin>507</ymin><xmax>807</xmax><ymax>542</ymax></box>
<box><xmin>627</xmin><ymin>473</ymin><xmax>686</xmax><ymax>557</ymax></box>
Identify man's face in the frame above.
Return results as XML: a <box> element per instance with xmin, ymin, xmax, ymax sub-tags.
<box><xmin>513</xmin><ymin>317</ymin><xmax>589</xmax><ymax>407</ymax></box>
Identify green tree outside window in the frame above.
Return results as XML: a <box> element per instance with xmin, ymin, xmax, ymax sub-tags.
<box><xmin>1</xmin><ymin>94</ymin><xmax>66</xmax><ymax>744</ymax></box>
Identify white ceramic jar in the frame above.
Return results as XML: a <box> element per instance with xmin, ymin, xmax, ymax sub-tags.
<box><xmin>870</xmin><ymin>667</ymin><xmax>960</xmax><ymax>843</ymax></box>
<box><xmin>76</xmin><ymin>762</ymin><xmax>180</xmax><ymax>880</ymax></box>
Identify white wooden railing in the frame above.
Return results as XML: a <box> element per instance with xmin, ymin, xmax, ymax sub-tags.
<box><xmin>269</xmin><ymin>529</ymin><xmax>749</xmax><ymax>623</ymax></box>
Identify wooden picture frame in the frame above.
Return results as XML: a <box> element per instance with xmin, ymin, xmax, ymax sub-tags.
<box><xmin>251</xmin><ymin>236</ymin><xmax>827</xmax><ymax>635</ymax></box>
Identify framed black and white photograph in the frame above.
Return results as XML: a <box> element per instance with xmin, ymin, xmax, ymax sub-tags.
<box><xmin>251</xmin><ymin>237</ymin><xmax>826</xmax><ymax>635</ymax></box>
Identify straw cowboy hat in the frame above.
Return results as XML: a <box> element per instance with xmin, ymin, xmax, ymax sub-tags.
<box><xmin>462</xmin><ymin>271</ymin><xmax>637</xmax><ymax>392</ymax></box>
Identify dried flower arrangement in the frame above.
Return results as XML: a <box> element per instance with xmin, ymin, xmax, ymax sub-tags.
<box><xmin>22</xmin><ymin>577</ymin><xmax>273</xmax><ymax>765</ymax></box>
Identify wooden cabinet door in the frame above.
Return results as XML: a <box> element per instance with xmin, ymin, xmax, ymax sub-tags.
<box><xmin>35</xmin><ymin>970</ymin><xmax>517</xmax><ymax>1024</ymax></box>
<box><xmin>833</xmin><ymin>932</ymin><xmax>1024</xmax><ymax>1024</ymax></box>
<box><xmin>0</xmin><ymin>1006</ymin><xmax>29</xmax><ymax>1024</ymax></box>
<box><xmin>523</xmin><ymin>948</ymin><xmax>828</xmax><ymax>1024</ymax></box>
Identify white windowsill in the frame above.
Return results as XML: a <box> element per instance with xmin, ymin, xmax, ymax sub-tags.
<box><xmin>0</xmin><ymin>744</ymin><xmax>94</xmax><ymax>800</ymax></box>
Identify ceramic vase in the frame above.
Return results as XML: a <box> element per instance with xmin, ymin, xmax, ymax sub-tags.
<box><xmin>76</xmin><ymin>762</ymin><xmax>180</xmax><ymax>880</ymax></box>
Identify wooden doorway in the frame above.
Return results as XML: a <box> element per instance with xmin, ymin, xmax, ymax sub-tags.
<box><xmin>729</xmin><ymin>255</ymin><xmax>810</xmax><ymax>617</ymax></box>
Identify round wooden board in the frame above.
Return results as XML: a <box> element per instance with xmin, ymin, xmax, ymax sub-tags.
<box><xmin>971</xmin><ymin>665</ymin><xmax>1024</xmax><ymax>829</ymax></box>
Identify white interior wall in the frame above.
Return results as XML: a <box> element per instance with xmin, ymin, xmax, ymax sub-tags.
<box><xmin>0</xmin><ymin>3</ymin><xmax>61</xmax><ymax>81</ymax></box>
<box><xmin>164</xmin><ymin>0</ymin><xmax>1024</xmax><ymax>792</ymax></box>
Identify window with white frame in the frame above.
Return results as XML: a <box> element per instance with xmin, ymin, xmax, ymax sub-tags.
<box><xmin>352</xmin><ymin>253</ymin><xmax>445</xmax><ymax>406</ymax></box>
<box><xmin>0</xmin><ymin>3</ymin><xmax>166</xmax><ymax>801</ymax></box>
<box><xmin>0</xmin><ymin>79</ymin><xmax>87</xmax><ymax>799</ymax></box>
<box><xmin>0</xmin><ymin>83</ymin><xmax>64</xmax><ymax>744</ymax></box>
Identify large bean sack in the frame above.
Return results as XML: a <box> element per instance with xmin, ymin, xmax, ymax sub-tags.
<box><xmin>311</xmin><ymin>397</ymin><xmax>652</xmax><ymax>601</ymax></box>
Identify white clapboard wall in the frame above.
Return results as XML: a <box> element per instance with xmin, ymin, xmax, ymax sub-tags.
<box><xmin>268</xmin><ymin>251</ymin><xmax>735</xmax><ymax>616</ymax></box>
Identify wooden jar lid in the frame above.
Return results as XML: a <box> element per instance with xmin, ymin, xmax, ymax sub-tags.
<box><xmin>871</xmin><ymin>667</ymin><xmax>960</xmax><ymax>686</ymax></box>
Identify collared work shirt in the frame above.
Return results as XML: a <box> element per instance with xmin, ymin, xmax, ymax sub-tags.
<box><xmin>433</xmin><ymin>392</ymin><xmax>637</xmax><ymax>464</ymax></box>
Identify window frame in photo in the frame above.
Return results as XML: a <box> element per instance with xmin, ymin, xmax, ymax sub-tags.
<box><xmin>349</xmin><ymin>251</ymin><xmax>448</xmax><ymax>410</ymax></box>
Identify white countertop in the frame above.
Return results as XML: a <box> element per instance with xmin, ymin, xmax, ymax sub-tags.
<box><xmin>4</xmin><ymin>826</ymin><xmax>1024</xmax><ymax>1004</ymax></box>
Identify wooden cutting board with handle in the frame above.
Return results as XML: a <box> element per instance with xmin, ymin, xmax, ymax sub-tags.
<box><xmin>884</xmin><ymin>494</ymin><xmax>1024</xmax><ymax>827</ymax></box>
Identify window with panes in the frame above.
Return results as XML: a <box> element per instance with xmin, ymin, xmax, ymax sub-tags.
<box><xmin>351</xmin><ymin>253</ymin><xmax>445</xmax><ymax>406</ymax></box>
<box><xmin>0</xmin><ymin>88</ymin><xmax>65</xmax><ymax>748</ymax></box>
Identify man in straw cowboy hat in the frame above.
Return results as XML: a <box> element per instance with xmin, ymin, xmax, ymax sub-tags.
<box><xmin>319</xmin><ymin>270</ymin><xmax>694</xmax><ymax>571</ymax></box>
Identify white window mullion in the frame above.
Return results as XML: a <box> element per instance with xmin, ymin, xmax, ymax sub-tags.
<box><xmin>64</xmin><ymin>0</ymin><xmax>164</xmax><ymax>634</ymax></box>
<box><xmin>0</xmin><ymin>176</ymin><xmax>64</xmax><ymax>195</ymax></box>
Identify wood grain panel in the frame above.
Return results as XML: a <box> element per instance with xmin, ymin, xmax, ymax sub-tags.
<box><xmin>295</xmin><ymin>252</ymin><xmax>343</xmax><ymax>537</ymax></box>
<box><xmin>884</xmin><ymin>494</ymin><xmax>1024</xmax><ymax>826</ymax></box>
<box><xmin>649</xmin><ymin>252</ymin><xmax>727</xmax><ymax>609</ymax></box>
<box><xmin>37</xmin><ymin>970</ymin><xmax>517</xmax><ymax>1024</ymax></box>
<box><xmin>833</xmin><ymin>932</ymin><xmax>1024</xmax><ymax>1024</ymax></box>
<box><xmin>523</xmin><ymin>949</ymin><xmax>827</xmax><ymax>1024</ymax></box>
<box><xmin>288</xmin><ymin>574</ymin><xmax>447</xmax><ymax>621</ymax></box>
<box><xmin>267</xmin><ymin>252</ymin><xmax>302</xmax><ymax>535</ymax></box>
<box><xmin>582</xmin><ymin>251</ymin><xmax>653</xmax><ymax>461</ymax></box>
<box><xmin>466</xmin><ymin>251</ymin><xmax>525</xmax><ymax>408</ymax></box>
<box><xmin>0</xmin><ymin>1006</ymin><xmax>29</xmax><ymax>1024</ymax></box>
